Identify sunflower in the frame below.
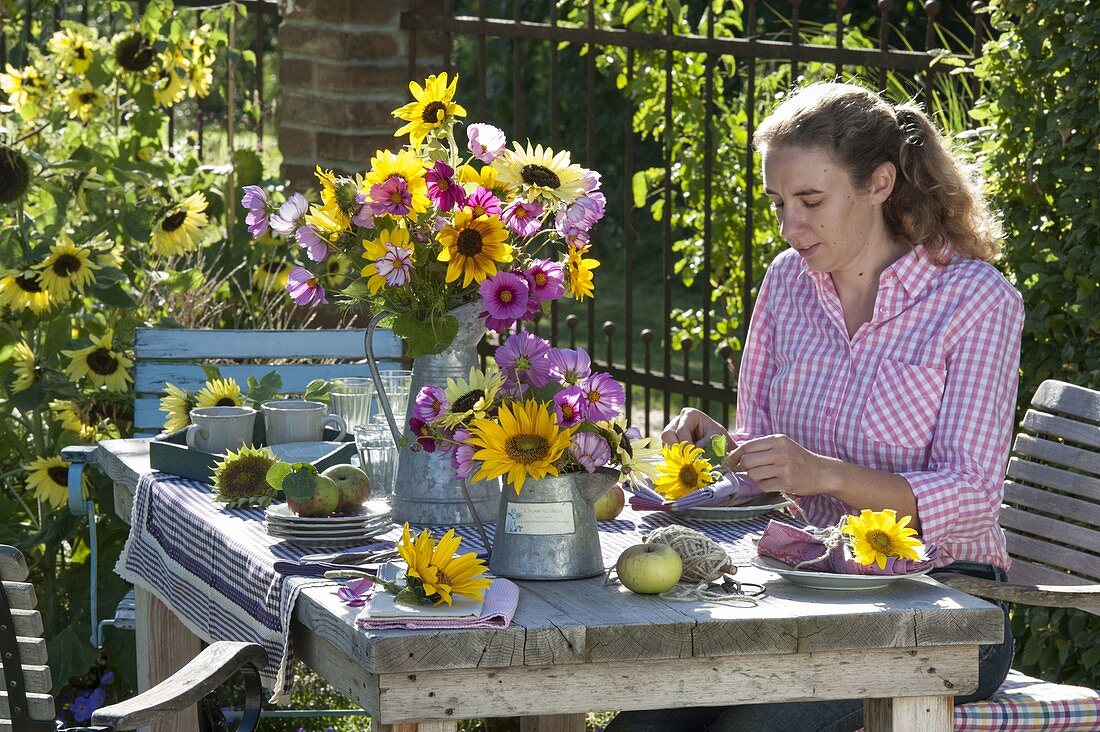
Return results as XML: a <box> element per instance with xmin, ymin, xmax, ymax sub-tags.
<box><xmin>392</xmin><ymin>72</ymin><xmax>467</xmax><ymax>148</ymax></box>
<box><xmin>361</xmin><ymin>226</ymin><xmax>413</xmax><ymax>294</ymax></box>
<box><xmin>62</xmin><ymin>330</ymin><xmax>133</xmax><ymax>392</ymax></box>
<box><xmin>397</xmin><ymin>523</ymin><xmax>492</xmax><ymax>605</ymax></box>
<box><xmin>47</xmin><ymin>27</ymin><xmax>95</xmax><ymax>75</ymax></box>
<box><xmin>600</xmin><ymin>416</ymin><xmax>660</xmax><ymax>485</ymax></box>
<box><xmin>11</xmin><ymin>341</ymin><xmax>37</xmax><ymax>393</ymax></box>
<box><xmin>652</xmin><ymin>442</ymin><xmax>715</xmax><ymax>501</ymax></box>
<box><xmin>566</xmin><ymin>245</ymin><xmax>600</xmax><ymax>301</ymax></box>
<box><xmin>0</xmin><ymin>145</ymin><xmax>30</xmax><ymax>204</ymax></box>
<box><xmin>151</xmin><ymin>192</ymin><xmax>209</xmax><ymax>256</ymax></box>
<box><xmin>0</xmin><ymin>270</ymin><xmax>51</xmax><ymax>314</ymax></box>
<box><xmin>495</xmin><ymin>142</ymin><xmax>588</xmax><ymax>205</ymax></box>
<box><xmin>159</xmin><ymin>382</ymin><xmax>193</xmax><ymax>433</ymax></box>
<box><xmin>151</xmin><ymin>51</ymin><xmax>187</xmax><ymax>107</ymax></box>
<box><xmin>0</xmin><ymin>64</ymin><xmax>47</xmax><ymax>118</ymax></box>
<box><xmin>457</xmin><ymin>164</ymin><xmax>514</xmax><ymax>200</ymax></box>
<box><xmin>50</xmin><ymin>399</ymin><xmax>95</xmax><ymax>439</ymax></box>
<box><xmin>212</xmin><ymin>445</ymin><xmax>277</xmax><ymax>508</ymax></box>
<box><xmin>63</xmin><ymin>80</ymin><xmax>106</xmax><ymax>123</ymax></box>
<box><xmin>35</xmin><ymin>238</ymin><xmax>100</xmax><ymax>301</ymax></box>
<box><xmin>468</xmin><ymin>399</ymin><xmax>576</xmax><ymax>492</ymax></box>
<box><xmin>303</xmin><ymin>204</ymin><xmax>349</xmax><ymax>244</ymax></box>
<box><xmin>114</xmin><ymin>32</ymin><xmax>156</xmax><ymax>72</ymax></box>
<box><xmin>252</xmin><ymin>260</ymin><xmax>292</xmax><ymax>292</ymax></box>
<box><xmin>442</xmin><ymin>366</ymin><xmax>504</xmax><ymax>429</ymax></box>
<box><xmin>436</xmin><ymin>209</ymin><xmax>512</xmax><ymax>287</ymax></box>
<box><xmin>841</xmin><ymin>509</ymin><xmax>925</xmax><ymax>570</ymax></box>
<box><xmin>186</xmin><ymin>50</ymin><xmax>213</xmax><ymax>98</ymax></box>
<box><xmin>362</xmin><ymin>150</ymin><xmax>430</xmax><ymax>216</ymax></box>
<box><xmin>194</xmin><ymin>378</ymin><xmax>243</xmax><ymax>408</ymax></box>
<box><xmin>25</xmin><ymin>456</ymin><xmax>73</xmax><ymax>509</ymax></box>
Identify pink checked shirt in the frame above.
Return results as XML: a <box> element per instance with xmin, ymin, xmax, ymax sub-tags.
<box><xmin>731</xmin><ymin>246</ymin><xmax>1024</xmax><ymax>569</ymax></box>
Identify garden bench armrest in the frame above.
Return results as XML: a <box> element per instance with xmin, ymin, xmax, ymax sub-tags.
<box><xmin>935</xmin><ymin>572</ymin><xmax>1100</xmax><ymax>610</ymax></box>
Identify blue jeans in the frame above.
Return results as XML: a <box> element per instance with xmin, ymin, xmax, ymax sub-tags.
<box><xmin>605</xmin><ymin>562</ymin><xmax>1014</xmax><ymax>732</ymax></box>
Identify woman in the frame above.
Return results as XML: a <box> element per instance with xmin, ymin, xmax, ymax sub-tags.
<box><xmin>607</xmin><ymin>82</ymin><xmax>1023</xmax><ymax>731</ymax></box>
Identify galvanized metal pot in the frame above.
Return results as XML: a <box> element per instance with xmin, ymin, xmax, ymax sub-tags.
<box><xmin>489</xmin><ymin>469</ymin><xmax>617</xmax><ymax>581</ymax></box>
<box><xmin>366</xmin><ymin>302</ymin><xmax>501</xmax><ymax>526</ymax></box>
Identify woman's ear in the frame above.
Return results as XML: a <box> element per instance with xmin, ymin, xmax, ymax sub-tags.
<box><xmin>869</xmin><ymin>161</ymin><xmax>896</xmax><ymax>205</ymax></box>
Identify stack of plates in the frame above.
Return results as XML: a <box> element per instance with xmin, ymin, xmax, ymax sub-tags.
<box><xmin>265</xmin><ymin>500</ymin><xmax>393</xmax><ymax>546</ymax></box>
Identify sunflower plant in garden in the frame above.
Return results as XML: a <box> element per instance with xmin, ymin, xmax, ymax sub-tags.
<box><xmin>244</xmin><ymin>72</ymin><xmax>608</xmax><ymax>357</ymax></box>
<box><xmin>409</xmin><ymin>333</ymin><xmax>656</xmax><ymax>493</ymax></box>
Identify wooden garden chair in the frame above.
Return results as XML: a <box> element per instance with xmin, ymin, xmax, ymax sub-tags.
<box><xmin>0</xmin><ymin>543</ymin><xmax>267</xmax><ymax>731</ymax></box>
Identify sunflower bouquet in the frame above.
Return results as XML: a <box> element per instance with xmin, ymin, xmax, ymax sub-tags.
<box><xmin>407</xmin><ymin>333</ymin><xmax>656</xmax><ymax>493</ymax></box>
<box><xmin>243</xmin><ymin>72</ymin><xmax>607</xmax><ymax>357</ymax></box>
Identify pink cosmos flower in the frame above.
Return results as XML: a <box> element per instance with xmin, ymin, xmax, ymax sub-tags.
<box><xmin>556</xmin><ymin>192</ymin><xmax>606</xmax><ymax>238</ymax></box>
<box><xmin>553</xmin><ymin>385</ymin><xmax>586</xmax><ymax>428</ymax></box>
<box><xmin>579</xmin><ymin>372</ymin><xmax>625</xmax><ymax>421</ymax></box>
<box><xmin>570</xmin><ymin>432</ymin><xmax>612</xmax><ymax>473</ymax></box>
<box><xmin>465</xmin><ymin>187</ymin><xmax>501</xmax><ymax>218</ymax></box>
<box><xmin>270</xmin><ymin>192</ymin><xmax>309</xmax><ymax>235</ymax></box>
<box><xmin>479</xmin><ymin>271</ymin><xmax>530</xmax><ymax>322</ymax></box>
<box><xmin>426</xmin><ymin>160</ymin><xmax>466</xmax><ymax>212</ymax></box>
<box><xmin>496</xmin><ymin>330</ymin><xmax>552</xmax><ymax>392</ymax></box>
<box><xmin>413</xmin><ymin>385</ymin><xmax>448</xmax><ymax>422</ymax></box>
<box><xmin>375</xmin><ymin>242</ymin><xmax>414</xmax><ymax>287</ymax></box>
<box><xmin>483</xmin><ymin>314</ymin><xmax>518</xmax><ymax>334</ymax></box>
<box><xmin>467</xmin><ymin>123</ymin><xmax>506</xmax><ymax>164</ymax></box>
<box><xmin>408</xmin><ymin>417</ymin><xmax>438</xmax><ymax>453</ymax></box>
<box><xmin>524</xmin><ymin>259</ymin><xmax>566</xmax><ymax>302</ymax></box>
<box><xmin>240</xmin><ymin>185</ymin><xmax>269</xmax><ymax>238</ymax></box>
<box><xmin>502</xmin><ymin>199</ymin><xmax>543</xmax><ymax>237</ymax></box>
<box><xmin>369</xmin><ymin>177</ymin><xmax>413</xmax><ymax>217</ymax></box>
<box><xmin>295</xmin><ymin>225</ymin><xmax>329</xmax><ymax>262</ymax></box>
<box><xmin>286</xmin><ymin>267</ymin><xmax>328</xmax><ymax>306</ymax></box>
<box><xmin>548</xmin><ymin>348</ymin><xmax>592</xmax><ymax>385</ymax></box>
<box><xmin>351</xmin><ymin>193</ymin><xmax>376</xmax><ymax>228</ymax></box>
<box><xmin>580</xmin><ymin>168</ymin><xmax>602</xmax><ymax>193</ymax></box>
<box><xmin>450</xmin><ymin>428</ymin><xmax>477</xmax><ymax>479</ymax></box>
<box><xmin>336</xmin><ymin>577</ymin><xmax>374</xmax><ymax>607</ymax></box>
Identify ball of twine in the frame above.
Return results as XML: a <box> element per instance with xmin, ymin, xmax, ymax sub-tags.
<box><xmin>646</xmin><ymin>525</ymin><xmax>735</xmax><ymax>583</ymax></box>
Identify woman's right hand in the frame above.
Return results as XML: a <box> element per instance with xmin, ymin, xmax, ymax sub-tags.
<box><xmin>661</xmin><ymin>407</ymin><xmax>732</xmax><ymax>448</ymax></box>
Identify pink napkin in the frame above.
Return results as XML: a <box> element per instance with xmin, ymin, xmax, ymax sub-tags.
<box><xmin>355</xmin><ymin>577</ymin><xmax>519</xmax><ymax>630</ymax></box>
<box><xmin>756</xmin><ymin>520</ymin><xmax>937</xmax><ymax>575</ymax></box>
<box><xmin>628</xmin><ymin>473</ymin><xmax>766</xmax><ymax>512</ymax></box>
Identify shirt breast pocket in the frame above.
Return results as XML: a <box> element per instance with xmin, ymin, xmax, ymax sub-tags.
<box><xmin>860</xmin><ymin>359</ymin><xmax>946</xmax><ymax>449</ymax></box>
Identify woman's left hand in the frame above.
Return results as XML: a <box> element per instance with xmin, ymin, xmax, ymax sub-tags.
<box><xmin>724</xmin><ymin>434</ymin><xmax>834</xmax><ymax>496</ymax></box>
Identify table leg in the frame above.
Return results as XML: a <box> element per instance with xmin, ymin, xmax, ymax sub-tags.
<box><xmin>864</xmin><ymin>695</ymin><xmax>952</xmax><ymax>731</ymax></box>
<box><xmin>134</xmin><ymin>586</ymin><xmax>203</xmax><ymax>732</ymax></box>
<box><xmin>520</xmin><ymin>713</ymin><xmax>587</xmax><ymax>731</ymax></box>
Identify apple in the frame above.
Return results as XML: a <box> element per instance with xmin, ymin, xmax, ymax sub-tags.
<box><xmin>593</xmin><ymin>484</ymin><xmax>626</xmax><ymax>521</ymax></box>
<box><xmin>283</xmin><ymin>468</ymin><xmax>341</xmax><ymax>517</ymax></box>
<box><xmin>322</xmin><ymin>464</ymin><xmax>372</xmax><ymax>513</ymax></box>
<box><xmin>615</xmin><ymin>543</ymin><xmax>683</xmax><ymax>595</ymax></box>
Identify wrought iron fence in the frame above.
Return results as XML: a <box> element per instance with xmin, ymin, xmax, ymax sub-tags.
<box><xmin>405</xmin><ymin>0</ymin><xmax>990</xmax><ymax>436</ymax></box>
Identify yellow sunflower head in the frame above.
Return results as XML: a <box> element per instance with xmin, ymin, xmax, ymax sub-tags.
<box><xmin>599</xmin><ymin>416</ymin><xmax>660</xmax><ymax>485</ymax></box>
<box><xmin>566</xmin><ymin>245</ymin><xmax>600</xmax><ymax>301</ymax></box>
<box><xmin>50</xmin><ymin>399</ymin><xmax>96</xmax><ymax>439</ymax></box>
<box><xmin>47</xmin><ymin>27</ymin><xmax>96</xmax><ymax>75</ymax></box>
<box><xmin>11</xmin><ymin>341</ymin><xmax>37</xmax><ymax>393</ymax></box>
<box><xmin>62</xmin><ymin>330</ymin><xmax>133</xmax><ymax>392</ymax></box>
<box><xmin>467</xmin><ymin>399</ymin><xmax>577</xmax><ymax>493</ymax></box>
<box><xmin>194</xmin><ymin>378</ymin><xmax>243</xmax><ymax>408</ymax></box>
<box><xmin>35</xmin><ymin>237</ymin><xmax>100</xmax><ymax>301</ymax></box>
<box><xmin>442</xmin><ymin>366</ymin><xmax>504</xmax><ymax>428</ymax></box>
<box><xmin>391</xmin><ymin>72</ymin><xmax>467</xmax><ymax>148</ymax></box>
<box><xmin>653</xmin><ymin>442</ymin><xmax>715</xmax><ymax>501</ymax></box>
<box><xmin>841</xmin><ymin>509</ymin><xmax>925</xmax><ymax>570</ymax></box>
<box><xmin>0</xmin><ymin>269</ymin><xmax>52</xmax><ymax>314</ymax></box>
<box><xmin>151</xmin><ymin>50</ymin><xmax>187</xmax><ymax>107</ymax></box>
<box><xmin>63</xmin><ymin>80</ymin><xmax>106</xmax><ymax>123</ymax></box>
<box><xmin>212</xmin><ymin>445</ymin><xmax>278</xmax><ymax>508</ymax></box>
<box><xmin>435</xmin><ymin>209</ymin><xmax>512</xmax><ymax>287</ymax></box>
<box><xmin>25</xmin><ymin>456</ymin><xmax>77</xmax><ymax>509</ymax></box>
<box><xmin>151</xmin><ymin>191</ymin><xmax>209</xmax><ymax>257</ymax></box>
<box><xmin>495</xmin><ymin>142</ymin><xmax>588</xmax><ymax>205</ymax></box>
<box><xmin>457</xmin><ymin>164</ymin><xmax>514</xmax><ymax>201</ymax></box>
<box><xmin>160</xmin><ymin>382</ymin><xmax>194</xmax><ymax>433</ymax></box>
<box><xmin>252</xmin><ymin>260</ymin><xmax>292</xmax><ymax>292</ymax></box>
<box><xmin>397</xmin><ymin>523</ymin><xmax>491</xmax><ymax>605</ymax></box>
<box><xmin>1</xmin><ymin>64</ymin><xmax>47</xmax><ymax>118</ymax></box>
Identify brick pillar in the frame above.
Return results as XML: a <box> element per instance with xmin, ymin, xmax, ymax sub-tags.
<box><xmin>276</xmin><ymin>0</ymin><xmax>446</xmax><ymax>188</ymax></box>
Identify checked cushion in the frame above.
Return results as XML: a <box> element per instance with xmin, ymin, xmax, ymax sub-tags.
<box><xmin>955</xmin><ymin>670</ymin><xmax>1100</xmax><ymax>732</ymax></box>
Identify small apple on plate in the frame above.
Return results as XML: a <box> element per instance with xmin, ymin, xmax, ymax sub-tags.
<box><xmin>322</xmin><ymin>464</ymin><xmax>372</xmax><ymax>513</ymax></box>
<box><xmin>593</xmin><ymin>484</ymin><xmax>626</xmax><ymax>521</ymax></box>
<box><xmin>615</xmin><ymin>543</ymin><xmax>683</xmax><ymax>594</ymax></box>
<box><xmin>271</xmin><ymin>463</ymin><xmax>340</xmax><ymax>517</ymax></box>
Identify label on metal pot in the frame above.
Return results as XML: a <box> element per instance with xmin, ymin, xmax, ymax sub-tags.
<box><xmin>503</xmin><ymin>500</ymin><xmax>575</xmax><ymax>535</ymax></box>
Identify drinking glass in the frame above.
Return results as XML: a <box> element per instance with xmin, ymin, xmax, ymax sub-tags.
<box><xmin>328</xmin><ymin>377</ymin><xmax>376</xmax><ymax>432</ymax></box>
<box><xmin>354</xmin><ymin>423</ymin><xmax>398</xmax><ymax>503</ymax></box>
<box><xmin>372</xmin><ymin>369</ymin><xmax>414</xmax><ymax>426</ymax></box>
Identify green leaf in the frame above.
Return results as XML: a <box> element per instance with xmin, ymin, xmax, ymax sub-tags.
<box><xmin>393</xmin><ymin>311</ymin><xmax>458</xmax><ymax>359</ymax></box>
<box><xmin>266</xmin><ymin>461</ymin><xmax>293</xmax><ymax>491</ymax></box>
<box><xmin>163</xmin><ymin>268</ymin><xmax>205</xmax><ymax>293</ymax></box>
<box><xmin>91</xmin><ymin>281</ymin><xmax>139</xmax><ymax>309</ymax></box>
<box><xmin>304</xmin><ymin>378</ymin><xmax>329</xmax><ymax>402</ymax></box>
<box><xmin>623</xmin><ymin>1</ymin><xmax>648</xmax><ymax>25</ymax></box>
<box><xmin>46</xmin><ymin>626</ymin><xmax>100</xmax><ymax>694</ymax></box>
<box><xmin>707</xmin><ymin>434</ymin><xmax>727</xmax><ymax>462</ymax></box>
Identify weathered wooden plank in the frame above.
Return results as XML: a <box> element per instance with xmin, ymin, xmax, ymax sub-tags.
<box><xmin>135</xmin><ymin>328</ymin><xmax>403</xmax><ymax>360</ymax></box>
<box><xmin>0</xmin><ymin>664</ymin><xmax>51</xmax><ymax>694</ymax></box>
<box><xmin>864</xmin><ymin>694</ymin><xmax>952</xmax><ymax>732</ymax></box>
<box><xmin>1009</xmin><ymin>556</ymin><xmax>1098</xmax><ymax>588</ymax></box>
<box><xmin>1003</xmin><ymin>480</ymin><xmax>1100</xmax><ymax>526</ymax></box>
<box><xmin>292</xmin><ymin>617</ymin><xmax>382</xmax><ymax>715</ymax></box>
<box><xmin>133</xmin><ymin>361</ymin><xmax>384</xmax><ymax>394</ymax></box>
<box><xmin>519</xmin><ymin>714</ymin><xmax>586</xmax><ymax>732</ymax></box>
<box><xmin>0</xmin><ymin>581</ymin><xmax>35</xmax><ymax>611</ymax></box>
<box><xmin>1033</xmin><ymin>380</ymin><xmax>1100</xmax><ymax>422</ymax></box>
<box><xmin>8</xmin><ymin>608</ymin><xmax>42</xmax><ymax>638</ymax></box>
<box><xmin>0</xmin><ymin>546</ymin><xmax>28</xmax><ymax>582</ymax></box>
<box><xmin>935</xmin><ymin>572</ymin><xmax>1100</xmax><ymax>611</ymax></box>
<box><xmin>1022</xmin><ymin>410</ymin><xmax>1100</xmax><ymax>450</ymax></box>
<box><xmin>13</xmin><ymin>637</ymin><xmax>45</xmax><ymax>665</ymax></box>
<box><xmin>135</xmin><ymin>586</ymin><xmax>203</xmax><ymax>732</ymax></box>
<box><xmin>1013</xmin><ymin>435</ymin><xmax>1100</xmax><ymax>477</ymax></box>
<box><xmin>1007</xmin><ymin>458</ymin><xmax>1100</xmax><ymax>502</ymax></box>
<box><xmin>374</xmin><ymin>647</ymin><xmax>975</xmax><ymax>724</ymax></box>
<box><xmin>1002</xmin><ymin>524</ymin><xmax>1100</xmax><ymax>581</ymax></box>
<box><xmin>0</xmin><ymin>691</ymin><xmax>54</xmax><ymax>721</ymax></box>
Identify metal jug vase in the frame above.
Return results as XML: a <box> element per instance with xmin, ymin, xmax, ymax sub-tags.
<box><xmin>489</xmin><ymin>469</ymin><xmax>617</xmax><ymax>581</ymax></box>
<box><xmin>365</xmin><ymin>302</ymin><xmax>501</xmax><ymax>526</ymax></box>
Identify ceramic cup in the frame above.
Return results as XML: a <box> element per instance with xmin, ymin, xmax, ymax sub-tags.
<box><xmin>185</xmin><ymin>406</ymin><xmax>257</xmax><ymax>454</ymax></box>
<box><xmin>261</xmin><ymin>399</ymin><xmax>347</xmax><ymax>445</ymax></box>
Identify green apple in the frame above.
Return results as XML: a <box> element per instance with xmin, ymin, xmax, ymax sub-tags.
<box><xmin>322</xmin><ymin>464</ymin><xmax>372</xmax><ymax>513</ymax></box>
<box><xmin>593</xmin><ymin>484</ymin><xmax>626</xmax><ymax>521</ymax></box>
<box><xmin>615</xmin><ymin>543</ymin><xmax>683</xmax><ymax>594</ymax></box>
<box><xmin>283</xmin><ymin>467</ymin><xmax>341</xmax><ymax>517</ymax></box>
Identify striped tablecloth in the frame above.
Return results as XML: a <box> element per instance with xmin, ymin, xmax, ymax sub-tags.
<box><xmin>116</xmin><ymin>472</ymin><xmax>793</xmax><ymax>699</ymax></box>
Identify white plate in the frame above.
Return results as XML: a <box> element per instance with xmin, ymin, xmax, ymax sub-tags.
<box><xmin>265</xmin><ymin>501</ymin><xmax>391</xmax><ymax>525</ymax></box>
<box><xmin>267</xmin><ymin>522</ymin><xmax>392</xmax><ymax>539</ymax></box>
<box><xmin>671</xmin><ymin>496</ymin><xmax>792</xmax><ymax>521</ymax></box>
<box><xmin>267</xmin><ymin>524</ymin><xmax>392</xmax><ymax>545</ymax></box>
<box><xmin>751</xmin><ymin>556</ymin><xmax>932</xmax><ymax>590</ymax></box>
<box><xmin>267</xmin><ymin>441</ymin><xmax>347</xmax><ymax>463</ymax></box>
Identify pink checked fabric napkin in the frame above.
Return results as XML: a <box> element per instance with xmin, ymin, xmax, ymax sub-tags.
<box><xmin>355</xmin><ymin>577</ymin><xmax>519</xmax><ymax>630</ymax></box>
<box><xmin>756</xmin><ymin>520</ymin><xmax>937</xmax><ymax>575</ymax></box>
<box><xmin>628</xmin><ymin>473</ymin><xmax>766</xmax><ymax>512</ymax></box>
